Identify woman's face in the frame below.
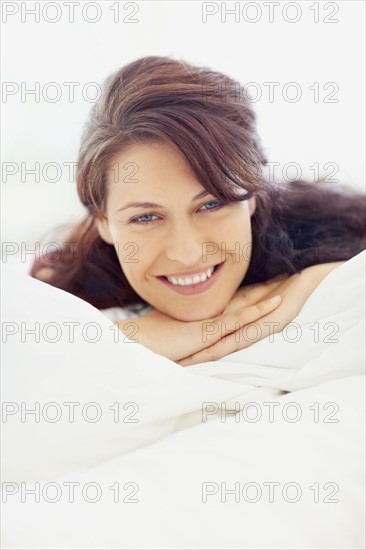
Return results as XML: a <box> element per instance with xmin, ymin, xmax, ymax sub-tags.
<box><xmin>96</xmin><ymin>142</ymin><xmax>256</xmax><ymax>321</ymax></box>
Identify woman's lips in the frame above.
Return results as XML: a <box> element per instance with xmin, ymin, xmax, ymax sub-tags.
<box><xmin>157</xmin><ymin>262</ymin><xmax>224</xmax><ymax>295</ymax></box>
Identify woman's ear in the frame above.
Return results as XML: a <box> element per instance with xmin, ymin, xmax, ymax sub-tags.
<box><xmin>94</xmin><ymin>216</ymin><xmax>114</xmax><ymax>245</ymax></box>
<box><xmin>249</xmin><ymin>196</ymin><xmax>256</xmax><ymax>217</ymax></box>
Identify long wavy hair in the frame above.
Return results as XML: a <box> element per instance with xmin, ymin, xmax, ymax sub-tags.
<box><xmin>30</xmin><ymin>56</ymin><xmax>366</xmax><ymax>310</ymax></box>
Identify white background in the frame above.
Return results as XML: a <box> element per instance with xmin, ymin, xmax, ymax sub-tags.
<box><xmin>1</xmin><ymin>0</ymin><xmax>365</xmax><ymax>251</ymax></box>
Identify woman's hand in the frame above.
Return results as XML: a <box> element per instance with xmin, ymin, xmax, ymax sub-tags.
<box><xmin>114</xmin><ymin>293</ymin><xmax>282</xmax><ymax>364</ymax></box>
<box><xmin>114</xmin><ymin>261</ymin><xmax>344</xmax><ymax>366</ymax></box>
<box><xmin>179</xmin><ymin>261</ymin><xmax>345</xmax><ymax>365</ymax></box>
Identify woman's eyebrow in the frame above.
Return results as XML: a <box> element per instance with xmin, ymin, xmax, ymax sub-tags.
<box><xmin>116</xmin><ymin>190</ymin><xmax>211</xmax><ymax>213</ymax></box>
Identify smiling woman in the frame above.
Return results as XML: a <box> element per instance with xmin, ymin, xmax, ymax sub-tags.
<box><xmin>30</xmin><ymin>56</ymin><xmax>366</xmax><ymax>364</ymax></box>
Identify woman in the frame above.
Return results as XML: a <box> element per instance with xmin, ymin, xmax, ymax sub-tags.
<box><xmin>31</xmin><ymin>56</ymin><xmax>366</xmax><ymax>365</ymax></box>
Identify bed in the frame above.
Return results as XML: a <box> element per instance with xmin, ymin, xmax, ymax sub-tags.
<box><xmin>1</xmin><ymin>251</ymin><xmax>365</xmax><ymax>549</ymax></box>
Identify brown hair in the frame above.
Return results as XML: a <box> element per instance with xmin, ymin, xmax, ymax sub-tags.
<box><xmin>30</xmin><ymin>56</ymin><xmax>366</xmax><ymax>309</ymax></box>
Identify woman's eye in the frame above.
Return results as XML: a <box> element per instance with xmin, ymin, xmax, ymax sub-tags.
<box><xmin>130</xmin><ymin>213</ymin><xmax>159</xmax><ymax>224</ymax></box>
<box><xmin>199</xmin><ymin>200</ymin><xmax>225</xmax><ymax>211</ymax></box>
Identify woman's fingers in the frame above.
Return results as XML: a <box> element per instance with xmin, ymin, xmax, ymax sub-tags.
<box><xmin>224</xmin><ymin>279</ymin><xmax>286</xmax><ymax>313</ymax></box>
<box><xmin>179</xmin><ymin>305</ymin><xmax>285</xmax><ymax>367</ymax></box>
<box><xmin>201</xmin><ymin>295</ymin><xmax>282</xmax><ymax>347</ymax></box>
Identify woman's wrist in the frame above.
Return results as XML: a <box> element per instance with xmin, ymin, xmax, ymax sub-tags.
<box><xmin>304</xmin><ymin>260</ymin><xmax>344</xmax><ymax>277</ymax></box>
<box><xmin>301</xmin><ymin>261</ymin><xmax>345</xmax><ymax>291</ymax></box>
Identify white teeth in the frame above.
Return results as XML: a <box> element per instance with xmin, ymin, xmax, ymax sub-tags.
<box><xmin>192</xmin><ymin>274</ymin><xmax>203</xmax><ymax>284</ymax></box>
<box><xmin>166</xmin><ymin>266</ymin><xmax>215</xmax><ymax>286</ymax></box>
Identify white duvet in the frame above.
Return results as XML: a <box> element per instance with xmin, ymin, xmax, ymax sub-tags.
<box><xmin>1</xmin><ymin>251</ymin><xmax>365</xmax><ymax>549</ymax></box>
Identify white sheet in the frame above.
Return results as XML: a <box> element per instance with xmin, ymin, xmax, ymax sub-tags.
<box><xmin>1</xmin><ymin>251</ymin><xmax>365</xmax><ymax>549</ymax></box>
<box><xmin>2</xmin><ymin>375</ymin><xmax>364</xmax><ymax>549</ymax></box>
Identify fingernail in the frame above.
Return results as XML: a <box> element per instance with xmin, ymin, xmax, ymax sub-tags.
<box><xmin>268</xmin><ymin>295</ymin><xmax>281</xmax><ymax>304</ymax></box>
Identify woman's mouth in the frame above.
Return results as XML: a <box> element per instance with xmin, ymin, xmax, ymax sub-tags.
<box><xmin>157</xmin><ymin>263</ymin><xmax>224</xmax><ymax>295</ymax></box>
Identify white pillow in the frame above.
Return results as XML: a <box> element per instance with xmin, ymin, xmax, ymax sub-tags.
<box><xmin>1</xmin><ymin>266</ymin><xmax>255</xmax><ymax>482</ymax></box>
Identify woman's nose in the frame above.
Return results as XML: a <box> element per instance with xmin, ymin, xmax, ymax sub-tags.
<box><xmin>164</xmin><ymin>222</ymin><xmax>204</xmax><ymax>266</ymax></box>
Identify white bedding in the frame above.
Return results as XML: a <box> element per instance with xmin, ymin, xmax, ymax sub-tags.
<box><xmin>1</xmin><ymin>251</ymin><xmax>365</xmax><ymax>549</ymax></box>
